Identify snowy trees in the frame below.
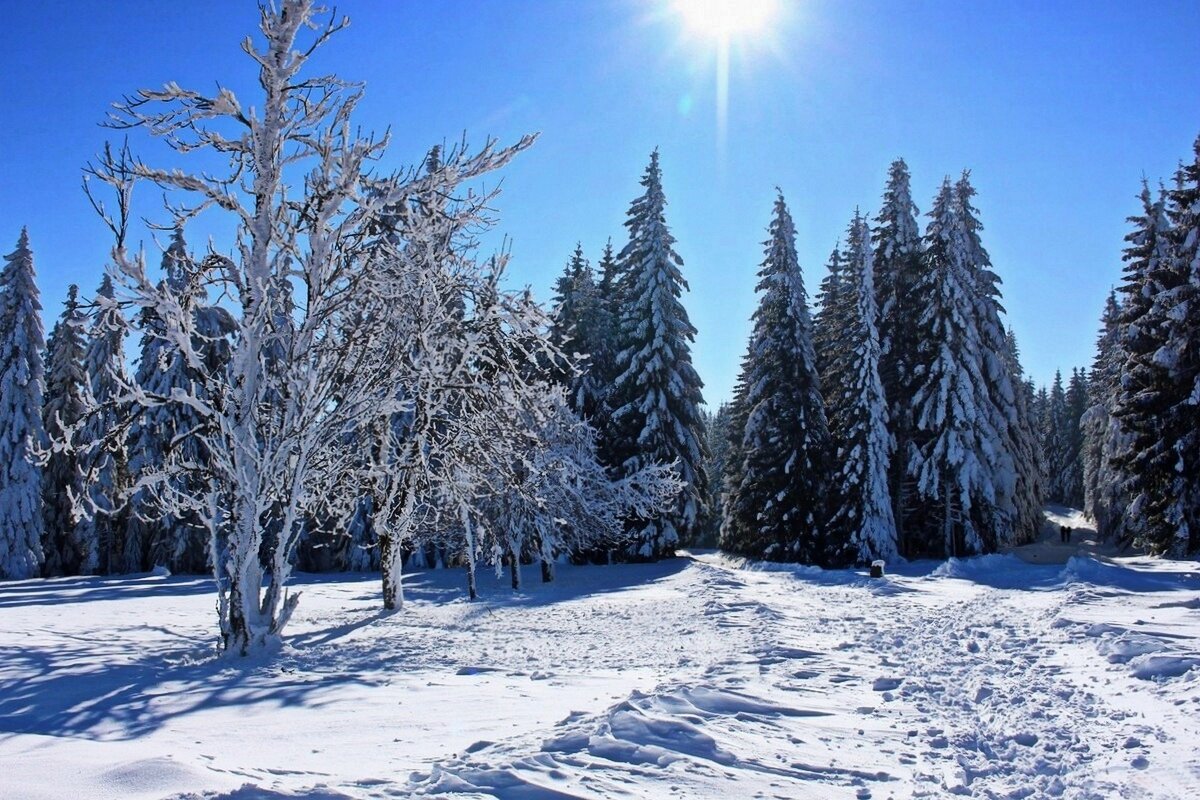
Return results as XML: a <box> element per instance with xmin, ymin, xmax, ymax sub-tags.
<box><xmin>1107</xmin><ymin>140</ymin><xmax>1200</xmax><ymax>555</ymax></box>
<box><xmin>124</xmin><ymin>229</ymin><xmax>231</xmax><ymax>574</ymax></box>
<box><xmin>549</xmin><ymin>244</ymin><xmax>605</xmax><ymax>419</ymax></box>
<box><xmin>86</xmin><ymin>0</ymin><xmax>547</xmax><ymax>650</ymax></box>
<box><xmin>42</xmin><ymin>285</ymin><xmax>90</xmax><ymax>575</ymax></box>
<box><xmin>822</xmin><ymin>215</ymin><xmax>896</xmax><ymax>565</ymax></box>
<box><xmin>76</xmin><ymin>274</ymin><xmax>132</xmax><ymax>575</ymax></box>
<box><xmin>907</xmin><ymin>180</ymin><xmax>1005</xmax><ymax>557</ymax></box>
<box><xmin>872</xmin><ymin>159</ymin><xmax>923</xmax><ymax>555</ymax></box>
<box><xmin>1081</xmin><ymin>293</ymin><xmax>1126</xmax><ymax>538</ymax></box>
<box><xmin>722</xmin><ymin>193</ymin><xmax>830</xmax><ymax>562</ymax></box>
<box><xmin>606</xmin><ymin>151</ymin><xmax>708</xmax><ymax>559</ymax></box>
<box><xmin>0</xmin><ymin>230</ymin><xmax>46</xmax><ymax>579</ymax></box>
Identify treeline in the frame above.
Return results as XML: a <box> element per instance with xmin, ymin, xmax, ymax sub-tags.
<box><xmin>558</xmin><ymin>161</ymin><xmax>1044</xmax><ymax>565</ymax></box>
<box><xmin>1037</xmin><ymin>135</ymin><xmax>1200</xmax><ymax>557</ymax></box>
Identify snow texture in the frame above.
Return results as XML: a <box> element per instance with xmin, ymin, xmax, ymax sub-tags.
<box><xmin>1</xmin><ymin>512</ymin><xmax>1197</xmax><ymax>799</ymax></box>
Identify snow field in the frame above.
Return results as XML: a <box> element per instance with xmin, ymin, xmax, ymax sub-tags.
<box><xmin>1</xmin><ymin>550</ymin><xmax>1197</xmax><ymax>799</ymax></box>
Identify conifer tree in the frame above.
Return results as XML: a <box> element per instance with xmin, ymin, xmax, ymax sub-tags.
<box><xmin>77</xmin><ymin>274</ymin><xmax>132</xmax><ymax>575</ymax></box>
<box><xmin>872</xmin><ymin>159</ymin><xmax>923</xmax><ymax>554</ymax></box>
<box><xmin>42</xmin><ymin>285</ymin><xmax>90</xmax><ymax>575</ymax></box>
<box><xmin>721</xmin><ymin>193</ymin><xmax>829</xmax><ymax>562</ymax></box>
<box><xmin>0</xmin><ymin>229</ymin><xmax>47</xmax><ymax>579</ymax></box>
<box><xmin>823</xmin><ymin>214</ymin><xmax>896</xmax><ymax>564</ymax></box>
<box><xmin>1042</xmin><ymin>370</ymin><xmax>1070</xmax><ymax>504</ymax></box>
<box><xmin>908</xmin><ymin>180</ymin><xmax>1001</xmax><ymax>557</ymax></box>
<box><xmin>1081</xmin><ymin>293</ymin><xmax>1126</xmax><ymax>537</ymax></box>
<box><xmin>591</xmin><ymin>239</ymin><xmax>623</xmax><ymax>469</ymax></box>
<box><xmin>1061</xmin><ymin>368</ymin><xmax>1089</xmax><ymax>506</ymax></box>
<box><xmin>1002</xmin><ymin>328</ymin><xmax>1045</xmax><ymax>543</ymax></box>
<box><xmin>1114</xmin><ymin>140</ymin><xmax>1200</xmax><ymax>555</ymax></box>
<box><xmin>954</xmin><ymin>172</ymin><xmax>1026</xmax><ymax>546</ymax></box>
<box><xmin>813</xmin><ymin>245</ymin><xmax>848</xmax><ymax>380</ymax></box>
<box><xmin>549</xmin><ymin>243</ymin><xmax>604</xmax><ymax>418</ymax></box>
<box><xmin>608</xmin><ymin>151</ymin><xmax>707</xmax><ymax>558</ymax></box>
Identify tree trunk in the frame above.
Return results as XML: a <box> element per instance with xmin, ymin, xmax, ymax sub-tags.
<box><xmin>381</xmin><ymin>534</ymin><xmax>401</xmax><ymax>611</ymax></box>
<box><xmin>466</xmin><ymin>558</ymin><xmax>478</xmax><ymax>600</ymax></box>
<box><xmin>510</xmin><ymin>556</ymin><xmax>521</xmax><ymax>591</ymax></box>
<box><xmin>540</xmin><ymin>558</ymin><xmax>554</xmax><ymax>583</ymax></box>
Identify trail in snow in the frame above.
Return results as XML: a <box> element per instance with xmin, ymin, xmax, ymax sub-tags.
<box><xmin>1</xmin><ymin>517</ymin><xmax>1198</xmax><ymax>799</ymax></box>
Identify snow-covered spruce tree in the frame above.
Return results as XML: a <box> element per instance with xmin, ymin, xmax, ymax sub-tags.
<box><xmin>907</xmin><ymin>180</ymin><xmax>1002</xmax><ymax>558</ymax></box>
<box><xmin>694</xmin><ymin>403</ymin><xmax>732</xmax><ymax>548</ymax></box>
<box><xmin>813</xmin><ymin>244</ymin><xmax>848</xmax><ymax>380</ymax></box>
<box><xmin>823</xmin><ymin>214</ymin><xmax>897</xmax><ymax>565</ymax></box>
<box><xmin>1081</xmin><ymin>292</ymin><xmax>1127</xmax><ymax>537</ymax></box>
<box><xmin>590</xmin><ymin>239</ymin><xmax>624</xmax><ymax>468</ymax></box>
<box><xmin>0</xmin><ymin>229</ymin><xmax>47</xmax><ymax>580</ymax></box>
<box><xmin>1113</xmin><ymin>142</ymin><xmax>1200</xmax><ymax>555</ymax></box>
<box><xmin>954</xmin><ymin>172</ymin><xmax>1027</xmax><ymax>547</ymax></box>
<box><xmin>721</xmin><ymin>192</ymin><xmax>830</xmax><ymax>562</ymax></box>
<box><xmin>1111</xmin><ymin>184</ymin><xmax>1174</xmax><ymax>548</ymax></box>
<box><xmin>41</xmin><ymin>285</ymin><xmax>90</xmax><ymax>575</ymax></box>
<box><xmin>1001</xmin><ymin>327</ymin><xmax>1045</xmax><ymax>544</ymax></box>
<box><xmin>607</xmin><ymin>151</ymin><xmax>707</xmax><ymax>558</ymax></box>
<box><xmin>1061</xmin><ymin>368</ymin><xmax>1089</xmax><ymax>507</ymax></box>
<box><xmin>90</xmin><ymin>1</ymin><xmax>537</xmax><ymax>651</ymax></box>
<box><xmin>872</xmin><ymin>158</ymin><xmax>923</xmax><ymax>555</ymax></box>
<box><xmin>549</xmin><ymin>244</ymin><xmax>605</xmax><ymax>418</ymax></box>
<box><xmin>1041</xmin><ymin>370</ymin><xmax>1070</xmax><ymax>504</ymax></box>
<box><xmin>76</xmin><ymin>274</ymin><xmax>132</xmax><ymax>575</ymax></box>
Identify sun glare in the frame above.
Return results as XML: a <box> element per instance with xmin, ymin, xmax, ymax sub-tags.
<box><xmin>674</xmin><ymin>0</ymin><xmax>778</xmax><ymax>40</ymax></box>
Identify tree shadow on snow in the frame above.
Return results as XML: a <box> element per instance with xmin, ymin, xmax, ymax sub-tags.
<box><xmin>0</xmin><ymin>633</ymin><xmax>380</xmax><ymax>742</ymax></box>
<box><xmin>0</xmin><ymin>572</ymin><xmax>212</xmax><ymax>609</ymax></box>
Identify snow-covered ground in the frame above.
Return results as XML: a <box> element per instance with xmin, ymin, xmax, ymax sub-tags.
<box><xmin>2</xmin><ymin>526</ymin><xmax>1198</xmax><ymax>799</ymax></box>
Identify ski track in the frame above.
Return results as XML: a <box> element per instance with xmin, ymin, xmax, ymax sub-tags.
<box><xmin>1</xmin><ymin>542</ymin><xmax>1198</xmax><ymax>799</ymax></box>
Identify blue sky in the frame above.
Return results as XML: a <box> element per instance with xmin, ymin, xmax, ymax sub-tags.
<box><xmin>2</xmin><ymin>0</ymin><xmax>1198</xmax><ymax>404</ymax></box>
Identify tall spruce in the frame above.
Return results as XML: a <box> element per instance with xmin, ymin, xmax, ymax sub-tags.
<box><xmin>823</xmin><ymin>214</ymin><xmax>896</xmax><ymax>564</ymax></box>
<box><xmin>1061</xmin><ymin>368</ymin><xmax>1089</xmax><ymax>506</ymax></box>
<box><xmin>549</xmin><ymin>244</ymin><xmax>604</xmax><ymax>418</ymax></box>
<box><xmin>954</xmin><ymin>172</ymin><xmax>1026</xmax><ymax>547</ymax></box>
<box><xmin>1041</xmin><ymin>370</ymin><xmax>1071</xmax><ymax>504</ymax></box>
<box><xmin>872</xmin><ymin>159</ymin><xmax>923</xmax><ymax>555</ymax></box>
<box><xmin>77</xmin><ymin>274</ymin><xmax>132</xmax><ymax>575</ymax></box>
<box><xmin>1002</xmin><ymin>328</ymin><xmax>1045</xmax><ymax>543</ymax></box>
<box><xmin>1111</xmin><ymin>185</ymin><xmax>1178</xmax><ymax>550</ymax></box>
<box><xmin>42</xmin><ymin>285</ymin><xmax>90</xmax><ymax>575</ymax></box>
<box><xmin>908</xmin><ymin>180</ymin><xmax>1002</xmax><ymax>557</ymax></box>
<box><xmin>1081</xmin><ymin>292</ymin><xmax>1126</xmax><ymax>537</ymax></box>
<box><xmin>608</xmin><ymin>151</ymin><xmax>707</xmax><ymax>558</ymax></box>
<box><xmin>0</xmin><ymin>229</ymin><xmax>47</xmax><ymax>579</ymax></box>
<box><xmin>721</xmin><ymin>192</ymin><xmax>830</xmax><ymax>562</ymax></box>
<box><xmin>1114</xmin><ymin>140</ymin><xmax>1200</xmax><ymax>555</ymax></box>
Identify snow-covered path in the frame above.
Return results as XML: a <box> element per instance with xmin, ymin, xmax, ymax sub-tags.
<box><xmin>1</xmin><ymin>546</ymin><xmax>1198</xmax><ymax>799</ymax></box>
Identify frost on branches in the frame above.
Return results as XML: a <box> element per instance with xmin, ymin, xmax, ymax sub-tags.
<box><xmin>86</xmin><ymin>1</ymin><xmax>540</xmax><ymax>653</ymax></box>
<box><xmin>83</xmin><ymin>0</ymin><xmax>674</xmax><ymax>652</ymax></box>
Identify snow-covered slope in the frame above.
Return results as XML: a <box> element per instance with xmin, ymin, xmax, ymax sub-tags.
<box><xmin>1</xmin><ymin>548</ymin><xmax>1197</xmax><ymax>799</ymax></box>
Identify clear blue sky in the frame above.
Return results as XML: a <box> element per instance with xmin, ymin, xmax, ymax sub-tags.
<box><xmin>2</xmin><ymin>0</ymin><xmax>1198</xmax><ymax>404</ymax></box>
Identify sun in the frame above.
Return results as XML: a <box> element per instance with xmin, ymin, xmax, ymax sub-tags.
<box><xmin>673</xmin><ymin>0</ymin><xmax>779</xmax><ymax>40</ymax></box>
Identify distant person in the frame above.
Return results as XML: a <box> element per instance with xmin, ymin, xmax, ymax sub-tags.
<box><xmin>1060</xmin><ymin>525</ymin><xmax>1071</xmax><ymax>544</ymax></box>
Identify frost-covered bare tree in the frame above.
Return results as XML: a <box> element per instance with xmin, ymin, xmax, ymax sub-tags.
<box><xmin>454</xmin><ymin>386</ymin><xmax>681</xmax><ymax>594</ymax></box>
<box><xmin>85</xmin><ymin>0</ymin><xmax>536</xmax><ymax>653</ymax></box>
